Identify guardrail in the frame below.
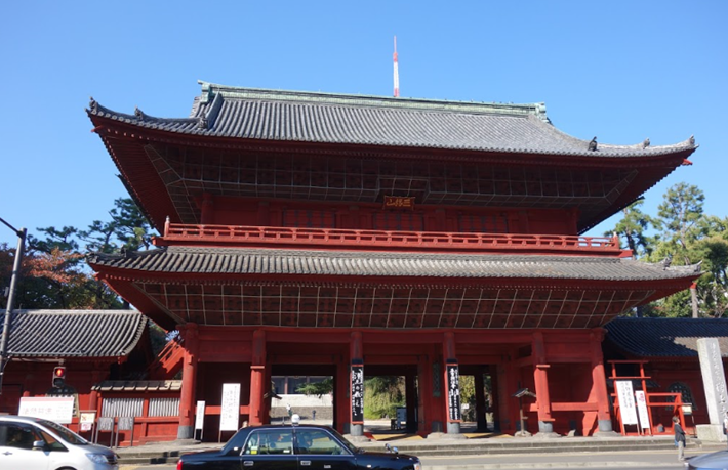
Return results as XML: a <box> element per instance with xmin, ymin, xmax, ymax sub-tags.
<box><xmin>157</xmin><ymin>221</ymin><xmax>623</xmax><ymax>254</ymax></box>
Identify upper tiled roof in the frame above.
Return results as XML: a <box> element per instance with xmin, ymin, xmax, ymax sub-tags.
<box><xmin>605</xmin><ymin>317</ymin><xmax>728</xmax><ymax>357</ymax></box>
<box><xmin>87</xmin><ymin>81</ymin><xmax>697</xmax><ymax>158</ymax></box>
<box><xmin>0</xmin><ymin>310</ymin><xmax>147</xmax><ymax>358</ymax></box>
<box><xmin>88</xmin><ymin>246</ymin><xmax>700</xmax><ymax>282</ymax></box>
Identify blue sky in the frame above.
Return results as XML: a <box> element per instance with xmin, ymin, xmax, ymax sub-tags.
<box><xmin>1</xmin><ymin>1</ymin><xmax>725</xmax><ymax>247</ymax></box>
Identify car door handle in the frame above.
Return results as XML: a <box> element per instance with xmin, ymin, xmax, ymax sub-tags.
<box><xmin>2</xmin><ymin>452</ymin><xmax>11</xmax><ymax>456</ymax></box>
<box><xmin>301</xmin><ymin>461</ymin><xmax>311</xmax><ymax>466</ymax></box>
<box><xmin>243</xmin><ymin>461</ymin><xmax>254</xmax><ymax>466</ymax></box>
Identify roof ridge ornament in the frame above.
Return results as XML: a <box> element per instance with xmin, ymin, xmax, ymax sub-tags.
<box><xmin>588</xmin><ymin>136</ymin><xmax>598</xmax><ymax>152</ymax></box>
<box><xmin>134</xmin><ymin>106</ymin><xmax>145</xmax><ymax>121</ymax></box>
<box><xmin>642</xmin><ymin>138</ymin><xmax>650</xmax><ymax>148</ymax></box>
<box><xmin>89</xmin><ymin>96</ymin><xmax>98</xmax><ymax>113</ymax></box>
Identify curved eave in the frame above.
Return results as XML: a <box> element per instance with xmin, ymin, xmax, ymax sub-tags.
<box><xmin>87</xmin><ymin>248</ymin><xmax>702</xmax><ymax>289</ymax></box>
<box><xmin>87</xmin><ymin>106</ymin><xmax>697</xmax><ymax>160</ymax></box>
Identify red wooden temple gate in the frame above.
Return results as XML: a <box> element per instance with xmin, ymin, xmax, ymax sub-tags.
<box><xmin>86</xmin><ymin>82</ymin><xmax>700</xmax><ymax>440</ymax></box>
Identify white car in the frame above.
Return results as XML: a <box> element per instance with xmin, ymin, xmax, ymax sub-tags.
<box><xmin>0</xmin><ymin>415</ymin><xmax>119</xmax><ymax>470</ymax></box>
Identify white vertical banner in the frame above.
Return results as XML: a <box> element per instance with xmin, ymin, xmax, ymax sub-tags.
<box><xmin>634</xmin><ymin>390</ymin><xmax>651</xmax><ymax>429</ymax></box>
<box><xmin>195</xmin><ymin>400</ymin><xmax>206</xmax><ymax>430</ymax></box>
<box><xmin>219</xmin><ymin>384</ymin><xmax>241</xmax><ymax>432</ymax></box>
<box><xmin>615</xmin><ymin>380</ymin><xmax>639</xmax><ymax>425</ymax></box>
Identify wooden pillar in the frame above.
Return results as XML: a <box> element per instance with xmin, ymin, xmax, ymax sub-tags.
<box><xmin>417</xmin><ymin>352</ymin><xmax>434</xmax><ymax>434</ymax></box>
<box><xmin>591</xmin><ymin>330</ymin><xmax>614</xmax><ymax>434</ymax></box>
<box><xmin>177</xmin><ymin>323</ymin><xmax>199</xmax><ymax>439</ymax></box>
<box><xmin>475</xmin><ymin>367</ymin><xmax>487</xmax><ymax>431</ymax></box>
<box><xmin>249</xmin><ymin>329</ymin><xmax>266</xmax><ymax>426</ymax></box>
<box><xmin>335</xmin><ymin>353</ymin><xmax>350</xmax><ymax>433</ymax></box>
<box><xmin>489</xmin><ymin>365</ymin><xmax>501</xmax><ymax>432</ymax></box>
<box><xmin>350</xmin><ymin>332</ymin><xmax>364</xmax><ymax>436</ymax></box>
<box><xmin>532</xmin><ymin>331</ymin><xmax>554</xmax><ymax>434</ymax></box>
<box><xmin>405</xmin><ymin>371</ymin><xmax>417</xmax><ymax>431</ymax></box>
<box><xmin>442</xmin><ymin>332</ymin><xmax>461</xmax><ymax>435</ymax></box>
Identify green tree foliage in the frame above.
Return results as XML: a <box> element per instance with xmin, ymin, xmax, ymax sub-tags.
<box><xmin>363</xmin><ymin>377</ymin><xmax>404</xmax><ymax>419</ymax></box>
<box><xmin>640</xmin><ymin>184</ymin><xmax>728</xmax><ymax>318</ymax></box>
<box><xmin>296</xmin><ymin>377</ymin><xmax>334</xmax><ymax>397</ymax></box>
<box><xmin>606</xmin><ymin>200</ymin><xmax>655</xmax><ymax>258</ymax></box>
<box><xmin>0</xmin><ymin>198</ymin><xmax>155</xmax><ymax>310</ymax></box>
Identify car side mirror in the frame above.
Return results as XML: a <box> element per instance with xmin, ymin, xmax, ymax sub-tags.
<box><xmin>32</xmin><ymin>440</ymin><xmax>46</xmax><ymax>451</ymax></box>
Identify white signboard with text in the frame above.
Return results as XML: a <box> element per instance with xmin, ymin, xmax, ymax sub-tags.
<box><xmin>19</xmin><ymin>397</ymin><xmax>75</xmax><ymax>424</ymax></box>
<box><xmin>615</xmin><ymin>380</ymin><xmax>639</xmax><ymax>425</ymax></box>
<box><xmin>219</xmin><ymin>384</ymin><xmax>240</xmax><ymax>432</ymax></box>
<box><xmin>635</xmin><ymin>390</ymin><xmax>651</xmax><ymax>429</ymax></box>
<box><xmin>195</xmin><ymin>400</ymin><xmax>205</xmax><ymax>430</ymax></box>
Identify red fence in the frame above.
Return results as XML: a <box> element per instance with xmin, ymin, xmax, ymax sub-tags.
<box><xmin>158</xmin><ymin>222</ymin><xmax>625</xmax><ymax>255</ymax></box>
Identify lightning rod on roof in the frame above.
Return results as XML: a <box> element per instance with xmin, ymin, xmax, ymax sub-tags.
<box><xmin>393</xmin><ymin>36</ymin><xmax>400</xmax><ymax>97</ymax></box>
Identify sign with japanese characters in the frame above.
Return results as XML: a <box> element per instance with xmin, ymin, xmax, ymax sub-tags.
<box><xmin>615</xmin><ymin>380</ymin><xmax>639</xmax><ymax>425</ymax></box>
<box><xmin>351</xmin><ymin>365</ymin><xmax>364</xmax><ymax>423</ymax></box>
<box><xmin>18</xmin><ymin>396</ymin><xmax>75</xmax><ymax>424</ymax></box>
<box><xmin>635</xmin><ymin>390</ymin><xmax>651</xmax><ymax>429</ymax></box>
<box><xmin>195</xmin><ymin>400</ymin><xmax>206</xmax><ymax>430</ymax></box>
<box><xmin>383</xmin><ymin>196</ymin><xmax>415</xmax><ymax>210</ymax></box>
<box><xmin>79</xmin><ymin>411</ymin><xmax>96</xmax><ymax>431</ymax></box>
<box><xmin>219</xmin><ymin>383</ymin><xmax>241</xmax><ymax>432</ymax></box>
<box><xmin>446</xmin><ymin>364</ymin><xmax>461</xmax><ymax>422</ymax></box>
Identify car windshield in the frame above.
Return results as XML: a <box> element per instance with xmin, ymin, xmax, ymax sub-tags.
<box><xmin>37</xmin><ymin>419</ymin><xmax>89</xmax><ymax>445</ymax></box>
<box><xmin>327</xmin><ymin>427</ymin><xmax>359</xmax><ymax>454</ymax></box>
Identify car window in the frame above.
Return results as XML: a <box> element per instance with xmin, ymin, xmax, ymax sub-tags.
<box><xmin>40</xmin><ymin>430</ymin><xmax>67</xmax><ymax>452</ymax></box>
<box><xmin>243</xmin><ymin>430</ymin><xmax>293</xmax><ymax>455</ymax></box>
<box><xmin>295</xmin><ymin>429</ymin><xmax>346</xmax><ymax>456</ymax></box>
<box><xmin>0</xmin><ymin>423</ymin><xmax>42</xmax><ymax>450</ymax></box>
<box><xmin>36</xmin><ymin>418</ymin><xmax>88</xmax><ymax>445</ymax></box>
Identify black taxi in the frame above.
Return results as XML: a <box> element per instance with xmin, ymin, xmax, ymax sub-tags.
<box><xmin>176</xmin><ymin>423</ymin><xmax>421</xmax><ymax>470</ymax></box>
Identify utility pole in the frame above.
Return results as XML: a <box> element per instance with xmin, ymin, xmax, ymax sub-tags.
<box><xmin>0</xmin><ymin>217</ymin><xmax>26</xmax><ymax>394</ymax></box>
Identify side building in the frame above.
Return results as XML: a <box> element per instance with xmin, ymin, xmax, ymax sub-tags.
<box><xmin>86</xmin><ymin>82</ymin><xmax>700</xmax><ymax>439</ymax></box>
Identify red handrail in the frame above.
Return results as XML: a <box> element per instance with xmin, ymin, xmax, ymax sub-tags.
<box><xmin>157</xmin><ymin>223</ymin><xmax>623</xmax><ymax>254</ymax></box>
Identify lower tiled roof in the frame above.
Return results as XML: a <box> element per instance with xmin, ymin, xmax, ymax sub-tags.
<box><xmin>88</xmin><ymin>246</ymin><xmax>700</xmax><ymax>282</ymax></box>
<box><xmin>605</xmin><ymin>317</ymin><xmax>728</xmax><ymax>357</ymax></box>
<box><xmin>92</xmin><ymin>380</ymin><xmax>181</xmax><ymax>392</ymax></box>
<box><xmin>1</xmin><ymin>310</ymin><xmax>147</xmax><ymax>358</ymax></box>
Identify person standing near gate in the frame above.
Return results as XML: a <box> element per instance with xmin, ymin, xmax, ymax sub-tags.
<box><xmin>723</xmin><ymin>411</ymin><xmax>728</xmax><ymax>449</ymax></box>
<box><xmin>673</xmin><ymin>416</ymin><xmax>686</xmax><ymax>461</ymax></box>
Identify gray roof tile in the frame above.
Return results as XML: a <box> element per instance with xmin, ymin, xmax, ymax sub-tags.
<box><xmin>87</xmin><ymin>82</ymin><xmax>696</xmax><ymax>158</ymax></box>
<box><xmin>605</xmin><ymin>317</ymin><xmax>728</xmax><ymax>358</ymax></box>
<box><xmin>88</xmin><ymin>246</ymin><xmax>700</xmax><ymax>282</ymax></box>
<box><xmin>0</xmin><ymin>310</ymin><xmax>147</xmax><ymax>358</ymax></box>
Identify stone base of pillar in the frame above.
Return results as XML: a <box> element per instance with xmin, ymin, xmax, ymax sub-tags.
<box><xmin>446</xmin><ymin>422</ymin><xmax>461</xmax><ymax>435</ymax></box>
<box><xmin>596</xmin><ymin>419</ymin><xmax>616</xmax><ymax>434</ymax></box>
<box><xmin>430</xmin><ymin>421</ymin><xmax>443</xmax><ymax>433</ymax></box>
<box><xmin>177</xmin><ymin>425</ymin><xmax>194</xmax><ymax>440</ymax></box>
<box><xmin>350</xmin><ymin>423</ymin><xmax>364</xmax><ymax>436</ymax></box>
<box><xmin>534</xmin><ymin>421</ymin><xmax>560</xmax><ymax>438</ymax></box>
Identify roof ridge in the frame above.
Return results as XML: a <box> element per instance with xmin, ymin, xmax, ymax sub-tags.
<box><xmin>197</xmin><ymin>80</ymin><xmax>550</xmax><ymax>121</ymax></box>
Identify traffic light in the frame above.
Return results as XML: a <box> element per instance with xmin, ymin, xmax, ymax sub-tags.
<box><xmin>52</xmin><ymin>367</ymin><xmax>66</xmax><ymax>388</ymax></box>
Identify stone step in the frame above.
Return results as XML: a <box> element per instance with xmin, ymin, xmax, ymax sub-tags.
<box><xmin>115</xmin><ymin>438</ymin><xmax>699</xmax><ymax>465</ymax></box>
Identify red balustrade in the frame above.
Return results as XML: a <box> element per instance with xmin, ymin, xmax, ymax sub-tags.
<box><xmin>156</xmin><ymin>221</ymin><xmax>626</xmax><ymax>256</ymax></box>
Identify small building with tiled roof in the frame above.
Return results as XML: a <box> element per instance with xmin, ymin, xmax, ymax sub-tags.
<box><xmin>0</xmin><ymin>310</ymin><xmax>183</xmax><ymax>443</ymax></box>
<box><xmin>603</xmin><ymin>317</ymin><xmax>728</xmax><ymax>434</ymax></box>
<box><xmin>84</xmin><ymin>81</ymin><xmax>701</xmax><ymax>441</ymax></box>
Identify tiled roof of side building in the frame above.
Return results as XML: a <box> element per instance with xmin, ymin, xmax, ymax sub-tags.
<box><xmin>605</xmin><ymin>317</ymin><xmax>728</xmax><ymax>358</ymax></box>
<box><xmin>86</xmin><ymin>81</ymin><xmax>697</xmax><ymax>158</ymax></box>
<box><xmin>88</xmin><ymin>246</ymin><xmax>701</xmax><ymax>282</ymax></box>
<box><xmin>0</xmin><ymin>310</ymin><xmax>147</xmax><ymax>358</ymax></box>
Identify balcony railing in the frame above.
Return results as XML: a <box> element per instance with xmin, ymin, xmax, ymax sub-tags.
<box><xmin>157</xmin><ymin>221</ymin><xmax>625</xmax><ymax>255</ymax></box>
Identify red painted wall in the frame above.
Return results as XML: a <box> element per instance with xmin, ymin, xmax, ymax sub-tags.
<box><xmin>206</xmin><ymin>197</ymin><xmax>577</xmax><ymax>235</ymax></box>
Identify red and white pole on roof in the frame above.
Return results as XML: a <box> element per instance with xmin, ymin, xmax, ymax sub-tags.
<box><xmin>393</xmin><ymin>36</ymin><xmax>400</xmax><ymax>97</ymax></box>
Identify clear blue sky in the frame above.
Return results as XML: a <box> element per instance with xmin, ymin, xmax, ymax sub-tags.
<box><xmin>1</xmin><ymin>1</ymin><xmax>726</xmax><ymax>247</ymax></box>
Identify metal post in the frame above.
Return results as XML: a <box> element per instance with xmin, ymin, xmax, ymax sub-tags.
<box><xmin>0</xmin><ymin>223</ymin><xmax>27</xmax><ymax>394</ymax></box>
